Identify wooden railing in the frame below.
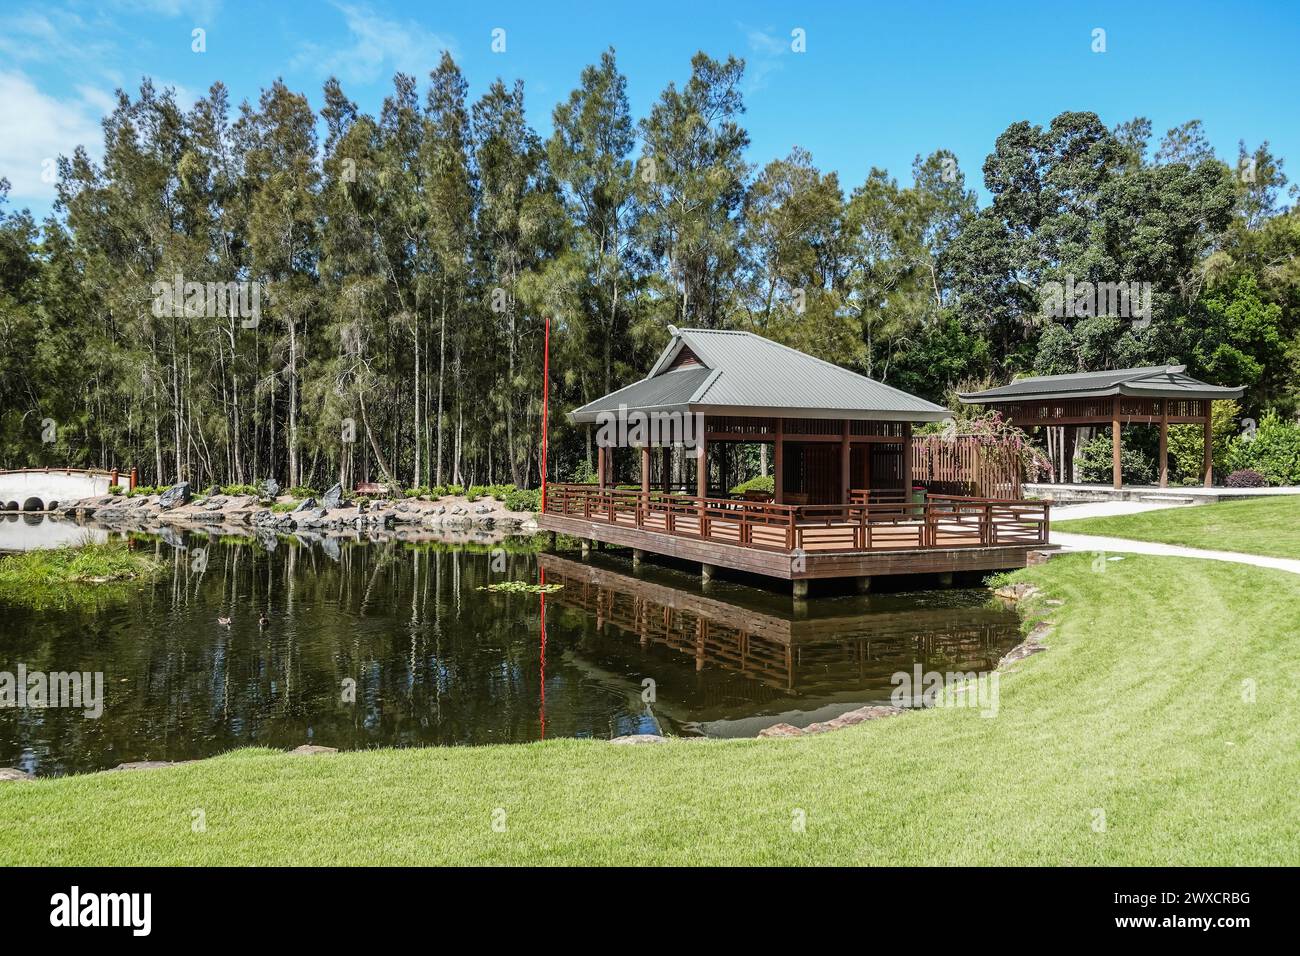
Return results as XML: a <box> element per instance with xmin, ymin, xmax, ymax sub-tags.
<box><xmin>544</xmin><ymin>483</ymin><xmax>1050</xmax><ymax>554</ymax></box>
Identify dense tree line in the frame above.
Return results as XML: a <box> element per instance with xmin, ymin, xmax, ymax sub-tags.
<box><xmin>1</xmin><ymin>50</ymin><xmax>1296</xmax><ymax>490</ymax></box>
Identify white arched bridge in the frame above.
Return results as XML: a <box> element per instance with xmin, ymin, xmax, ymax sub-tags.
<box><xmin>0</xmin><ymin>468</ymin><xmax>115</xmax><ymax>512</ymax></box>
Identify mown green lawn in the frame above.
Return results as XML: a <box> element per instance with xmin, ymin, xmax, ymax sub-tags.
<box><xmin>2</xmin><ymin>552</ymin><xmax>1297</xmax><ymax>866</ymax></box>
<box><xmin>1054</xmin><ymin>495</ymin><xmax>1300</xmax><ymax>560</ymax></box>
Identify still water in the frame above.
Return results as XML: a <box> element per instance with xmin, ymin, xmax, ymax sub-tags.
<box><xmin>0</xmin><ymin>519</ymin><xmax>1021</xmax><ymax>776</ymax></box>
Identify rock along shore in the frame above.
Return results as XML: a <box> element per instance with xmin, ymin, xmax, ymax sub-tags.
<box><xmin>55</xmin><ymin>482</ymin><xmax>540</xmax><ymax>543</ymax></box>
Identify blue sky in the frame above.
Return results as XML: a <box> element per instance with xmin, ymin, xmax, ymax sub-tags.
<box><xmin>2</xmin><ymin>0</ymin><xmax>1297</xmax><ymax>220</ymax></box>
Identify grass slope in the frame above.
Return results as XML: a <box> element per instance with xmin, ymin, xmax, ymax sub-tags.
<box><xmin>1055</xmin><ymin>496</ymin><xmax>1300</xmax><ymax>559</ymax></box>
<box><xmin>2</xmin><ymin>553</ymin><xmax>1297</xmax><ymax>866</ymax></box>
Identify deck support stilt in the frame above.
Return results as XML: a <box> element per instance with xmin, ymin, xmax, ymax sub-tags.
<box><xmin>937</xmin><ymin>571</ymin><xmax>953</xmax><ymax>588</ymax></box>
<box><xmin>632</xmin><ymin>548</ymin><xmax>644</xmax><ymax>568</ymax></box>
<box><xmin>544</xmin><ymin>531</ymin><xmax>557</xmax><ymax>550</ymax></box>
<box><xmin>792</xmin><ymin>578</ymin><xmax>809</xmax><ymax>599</ymax></box>
<box><xmin>580</xmin><ymin>539</ymin><xmax>592</xmax><ymax>560</ymax></box>
<box><xmin>855</xmin><ymin>576</ymin><xmax>872</xmax><ymax>594</ymax></box>
<box><xmin>701</xmin><ymin>562</ymin><xmax>716</xmax><ymax>587</ymax></box>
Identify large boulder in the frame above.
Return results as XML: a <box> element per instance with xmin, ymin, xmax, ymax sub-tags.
<box><xmin>292</xmin><ymin>497</ymin><xmax>317</xmax><ymax>512</ymax></box>
<box><xmin>321</xmin><ymin>483</ymin><xmax>343</xmax><ymax>509</ymax></box>
<box><xmin>158</xmin><ymin>482</ymin><xmax>191</xmax><ymax>510</ymax></box>
<box><xmin>259</xmin><ymin>478</ymin><xmax>280</xmax><ymax>500</ymax></box>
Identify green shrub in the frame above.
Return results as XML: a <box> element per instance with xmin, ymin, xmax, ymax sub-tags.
<box><xmin>729</xmin><ymin>475</ymin><xmax>774</xmax><ymax>496</ymax></box>
<box><xmin>445</xmin><ymin>483</ymin><xmax>464</xmax><ymax>496</ymax></box>
<box><xmin>1076</xmin><ymin>432</ymin><xmax>1155</xmax><ymax>485</ymax></box>
<box><xmin>270</xmin><ymin>502</ymin><xmax>297</xmax><ymax>512</ymax></box>
<box><xmin>1226</xmin><ymin>411</ymin><xmax>1300</xmax><ymax>485</ymax></box>
<box><xmin>568</xmin><ymin>460</ymin><xmax>599</xmax><ymax>484</ymax></box>
<box><xmin>467</xmin><ymin>485</ymin><xmax>489</xmax><ymax>501</ymax></box>
<box><xmin>1226</xmin><ymin>468</ymin><xmax>1268</xmax><ymax>488</ymax></box>
<box><xmin>1168</xmin><ymin>399</ymin><xmax>1240</xmax><ymax>483</ymax></box>
<box><xmin>128</xmin><ymin>485</ymin><xmax>157</xmax><ymax>497</ymax></box>
<box><xmin>221</xmin><ymin>483</ymin><xmax>259</xmax><ymax>497</ymax></box>
<box><xmin>504</xmin><ymin>487</ymin><xmax>540</xmax><ymax>512</ymax></box>
<box><xmin>286</xmin><ymin>485</ymin><xmax>318</xmax><ymax>499</ymax></box>
<box><xmin>487</xmin><ymin>483</ymin><xmax>515</xmax><ymax>501</ymax></box>
<box><xmin>107</xmin><ymin>484</ymin><xmax>123</xmax><ymax>495</ymax></box>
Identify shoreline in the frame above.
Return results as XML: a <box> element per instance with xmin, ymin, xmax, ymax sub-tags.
<box><xmin>47</xmin><ymin>488</ymin><xmax>541</xmax><ymax>545</ymax></box>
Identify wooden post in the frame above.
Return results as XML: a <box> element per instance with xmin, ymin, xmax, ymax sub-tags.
<box><xmin>1203</xmin><ymin>405</ymin><xmax>1214</xmax><ymax>488</ymax></box>
<box><xmin>773</xmin><ymin>418</ymin><xmax>784</xmax><ymax>504</ymax></box>
<box><xmin>1111</xmin><ymin>396</ymin><xmax>1122</xmax><ymax>489</ymax></box>
<box><xmin>1064</xmin><ymin>426</ymin><xmax>1076</xmax><ymax>484</ymax></box>
<box><xmin>840</xmin><ymin>419</ymin><xmax>851</xmax><ymax>509</ymax></box>
<box><xmin>597</xmin><ymin>445</ymin><xmax>607</xmax><ymax>490</ymax></box>
<box><xmin>696</xmin><ymin>433</ymin><xmax>708</xmax><ymax>499</ymax></box>
<box><xmin>640</xmin><ymin>446</ymin><xmax>650</xmax><ymax>497</ymax></box>
<box><xmin>1158</xmin><ymin>402</ymin><xmax>1169</xmax><ymax>488</ymax></box>
<box><xmin>660</xmin><ymin>446</ymin><xmax>671</xmax><ymax>494</ymax></box>
<box><xmin>904</xmin><ymin>424</ymin><xmax>915</xmax><ymax>502</ymax></box>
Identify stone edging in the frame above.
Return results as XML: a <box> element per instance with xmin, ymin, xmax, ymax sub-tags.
<box><xmin>0</xmin><ymin>744</ymin><xmax>338</xmax><ymax>783</ymax></box>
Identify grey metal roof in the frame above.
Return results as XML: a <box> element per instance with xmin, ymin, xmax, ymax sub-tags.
<box><xmin>569</xmin><ymin>328</ymin><xmax>951</xmax><ymax>423</ymax></box>
<box><xmin>958</xmin><ymin>366</ymin><xmax>1244</xmax><ymax>403</ymax></box>
<box><xmin>570</xmin><ymin>366</ymin><xmax>714</xmax><ymax>420</ymax></box>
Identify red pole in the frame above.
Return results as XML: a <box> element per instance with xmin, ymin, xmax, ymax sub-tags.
<box><xmin>538</xmin><ymin>566</ymin><xmax>547</xmax><ymax>740</ymax></box>
<box><xmin>541</xmin><ymin>315</ymin><xmax>550</xmax><ymax>511</ymax></box>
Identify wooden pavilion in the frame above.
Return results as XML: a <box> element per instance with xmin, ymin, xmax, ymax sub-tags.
<box><xmin>958</xmin><ymin>366</ymin><xmax>1244</xmax><ymax>489</ymax></box>
<box><xmin>539</xmin><ymin>328</ymin><xmax>1052</xmax><ymax>592</ymax></box>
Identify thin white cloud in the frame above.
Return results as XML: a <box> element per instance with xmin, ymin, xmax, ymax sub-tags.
<box><xmin>0</xmin><ymin>9</ymin><xmax>113</xmax><ymax>65</ymax></box>
<box><xmin>109</xmin><ymin>0</ymin><xmax>223</xmax><ymax>20</ymax></box>
<box><xmin>293</xmin><ymin>1</ymin><xmax>456</xmax><ymax>85</ymax></box>
<box><xmin>0</xmin><ymin>72</ymin><xmax>103</xmax><ymax>205</ymax></box>
<box><xmin>76</xmin><ymin>84</ymin><xmax>119</xmax><ymax>117</ymax></box>
<box><xmin>743</xmin><ymin>25</ymin><xmax>793</xmax><ymax>94</ymax></box>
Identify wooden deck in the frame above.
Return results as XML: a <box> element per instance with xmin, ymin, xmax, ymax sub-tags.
<box><xmin>539</xmin><ymin>484</ymin><xmax>1052</xmax><ymax>581</ymax></box>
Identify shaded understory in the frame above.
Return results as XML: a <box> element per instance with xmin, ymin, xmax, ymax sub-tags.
<box><xmin>1</xmin><ymin>552</ymin><xmax>1297</xmax><ymax>865</ymax></box>
<box><xmin>1054</xmin><ymin>495</ymin><xmax>1300</xmax><ymax>559</ymax></box>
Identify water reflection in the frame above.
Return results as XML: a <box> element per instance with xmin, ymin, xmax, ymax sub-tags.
<box><xmin>0</xmin><ymin>520</ymin><xmax>1021</xmax><ymax>775</ymax></box>
<box><xmin>539</xmin><ymin>553</ymin><xmax>1020</xmax><ymax>738</ymax></box>
<box><xmin>0</xmin><ymin>512</ymin><xmax>109</xmax><ymax>552</ymax></box>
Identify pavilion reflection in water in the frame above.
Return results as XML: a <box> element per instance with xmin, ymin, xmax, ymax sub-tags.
<box><xmin>539</xmin><ymin>553</ymin><xmax>1020</xmax><ymax>734</ymax></box>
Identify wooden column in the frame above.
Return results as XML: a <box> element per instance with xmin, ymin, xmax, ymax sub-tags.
<box><xmin>773</xmin><ymin>418</ymin><xmax>784</xmax><ymax>504</ymax></box>
<box><xmin>1203</xmin><ymin>405</ymin><xmax>1214</xmax><ymax>488</ymax></box>
<box><xmin>840</xmin><ymin>419</ymin><xmax>851</xmax><ymax>505</ymax></box>
<box><xmin>902</xmin><ymin>422</ymin><xmax>914</xmax><ymax>496</ymax></box>
<box><xmin>640</xmin><ymin>445</ymin><xmax>651</xmax><ymax>500</ymax></box>
<box><xmin>660</xmin><ymin>446</ymin><xmax>671</xmax><ymax>493</ymax></box>
<box><xmin>1065</xmin><ymin>426</ymin><xmax>1076</xmax><ymax>484</ymax></box>
<box><xmin>696</xmin><ymin>434</ymin><xmax>708</xmax><ymax>499</ymax></box>
<box><xmin>597</xmin><ymin>445</ymin><xmax>607</xmax><ymax>489</ymax></box>
<box><xmin>1158</xmin><ymin>402</ymin><xmax>1169</xmax><ymax>488</ymax></box>
<box><xmin>1111</xmin><ymin>396</ymin><xmax>1122</xmax><ymax>489</ymax></box>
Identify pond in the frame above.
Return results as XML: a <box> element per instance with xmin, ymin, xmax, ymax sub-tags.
<box><xmin>0</xmin><ymin>519</ymin><xmax>1022</xmax><ymax>776</ymax></box>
